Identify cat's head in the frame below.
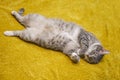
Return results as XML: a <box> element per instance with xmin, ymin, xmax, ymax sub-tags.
<box><xmin>84</xmin><ymin>43</ymin><xmax>109</xmax><ymax>64</ymax></box>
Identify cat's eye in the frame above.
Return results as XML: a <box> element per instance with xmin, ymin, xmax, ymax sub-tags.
<box><xmin>96</xmin><ymin>46</ymin><xmax>102</xmax><ymax>52</ymax></box>
<box><xmin>90</xmin><ymin>51</ymin><xmax>97</xmax><ymax>56</ymax></box>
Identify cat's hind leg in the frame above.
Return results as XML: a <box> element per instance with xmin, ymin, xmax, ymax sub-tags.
<box><xmin>4</xmin><ymin>29</ymin><xmax>37</xmax><ymax>42</ymax></box>
<box><xmin>11</xmin><ymin>10</ymin><xmax>24</xmax><ymax>23</ymax></box>
<box><xmin>11</xmin><ymin>9</ymin><xmax>29</xmax><ymax>28</ymax></box>
<box><xmin>4</xmin><ymin>30</ymin><xmax>23</xmax><ymax>37</ymax></box>
<box><xmin>4</xmin><ymin>30</ymin><xmax>30</xmax><ymax>42</ymax></box>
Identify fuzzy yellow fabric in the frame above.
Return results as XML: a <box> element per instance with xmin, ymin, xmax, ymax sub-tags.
<box><xmin>0</xmin><ymin>0</ymin><xmax>120</xmax><ymax>80</ymax></box>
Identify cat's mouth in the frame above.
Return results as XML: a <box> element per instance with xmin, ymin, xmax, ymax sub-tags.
<box><xmin>83</xmin><ymin>55</ymin><xmax>104</xmax><ymax>64</ymax></box>
<box><xmin>79</xmin><ymin>53</ymin><xmax>98</xmax><ymax>64</ymax></box>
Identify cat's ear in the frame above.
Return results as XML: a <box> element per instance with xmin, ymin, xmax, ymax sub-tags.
<box><xmin>99</xmin><ymin>49</ymin><xmax>110</xmax><ymax>54</ymax></box>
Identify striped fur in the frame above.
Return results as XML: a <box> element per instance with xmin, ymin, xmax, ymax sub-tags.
<box><xmin>4</xmin><ymin>8</ymin><xmax>109</xmax><ymax>64</ymax></box>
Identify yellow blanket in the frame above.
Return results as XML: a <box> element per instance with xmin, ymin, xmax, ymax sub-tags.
<box><xmin>0</xmin><ymin>0</ymin><xmax>120</xmax><ymax>80</ymax></box>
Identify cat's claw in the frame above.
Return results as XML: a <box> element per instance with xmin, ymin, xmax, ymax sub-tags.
<box><xmin>4</xmin><ymin>31</ymin><xmax>14</xmax><ymax>36</ymax></box>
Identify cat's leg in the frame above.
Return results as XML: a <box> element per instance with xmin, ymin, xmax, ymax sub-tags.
<box><xmin>4</xmin><ymin>30</ymin><xmax>23</xmax><ymax>37</ymax></box>
<box><xmin>11</xmin><ymin>10</ymin><xmax>24</xmax><ymax>23</ymax></box>
<box><xmin>4</xmin><ymin>30</ymin><xmax>28</xmax><ymax>40</ymax></box>
<box><xmin>63</xmin><ymin>40</ymin><xmax>80</xmax><ymax>63</ymax></box>
<box><xmin>4</xmin><ymin>30</ymin><xmax>30</xmax><ymax>42</ymax></box>
<box><xmin>68</xmin><ymin>52</ymin><xmax>80</xmax><ymax>63</ymax></box>
<box><xmin>4</xmin><ymin>28</ymin><xmax>37</xmax><ymax>42</ymax></box>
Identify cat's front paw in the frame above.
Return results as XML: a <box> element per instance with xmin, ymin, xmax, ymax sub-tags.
<box><xmin>4</xmin><ymin>31</ymin><xmax>14</xmax><ymax>36</ymax></box>
<box><xmin>70</xmin><ymin>53</ymin><xmax>80</xmax><ymax>63</ymax></box>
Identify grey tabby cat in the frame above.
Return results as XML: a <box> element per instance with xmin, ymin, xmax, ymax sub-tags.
<box><xmin>4</xmin><ymin>8</ymin><xmax>109</xmax><ymax>64</ymax></box>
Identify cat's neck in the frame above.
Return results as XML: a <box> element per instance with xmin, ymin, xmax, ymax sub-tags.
<box><xmin>78</xmin><ymin>29</ymin><xmax>100</xmax><ymax>56</ymax></box>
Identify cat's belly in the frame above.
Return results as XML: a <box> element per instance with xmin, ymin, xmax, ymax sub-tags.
<box><xmin>36</xmin><ymin>32</ymin><xmax>72</xmax><ymax>52</ymax></box>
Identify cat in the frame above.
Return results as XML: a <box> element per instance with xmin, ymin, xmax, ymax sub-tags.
<box><xmin>4</xmin><ymin>8</ymin><xmax>109</xmax><ymax>64</ymax></box>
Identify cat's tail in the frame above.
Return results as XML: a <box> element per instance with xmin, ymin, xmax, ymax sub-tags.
<box><xmin>18</xmin><ymin>8</ymin><xmax>25</xmax><ymax>15</ymax></box>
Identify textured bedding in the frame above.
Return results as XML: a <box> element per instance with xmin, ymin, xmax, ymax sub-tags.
<box><xmin>0</xmin><ymin>0</ymin><xmax>120</xmax><ymax>80</ymax></box>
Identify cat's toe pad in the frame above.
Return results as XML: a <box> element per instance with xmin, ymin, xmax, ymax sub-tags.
<box><xmin>4</xmin><ymin>31</ymin><xmax>14</xmax><ymax>36</ymax></box>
